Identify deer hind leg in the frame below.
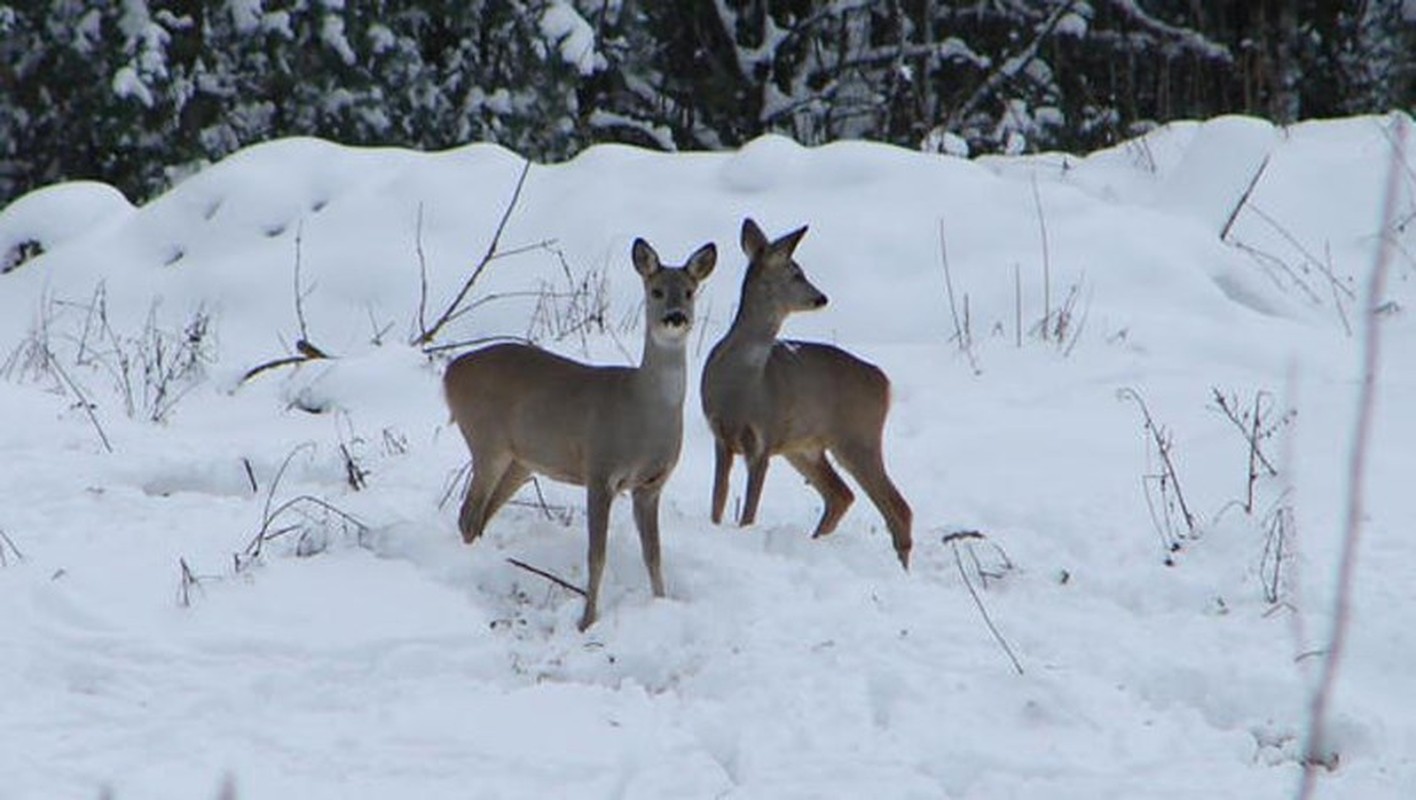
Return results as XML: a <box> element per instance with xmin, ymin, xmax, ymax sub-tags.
<box><xmin>785</xmin><ymin>449</ymin><xmax>854</xmax><ymax>538</ymax></box>
<box><xmin>833</xmin><ymin>442</ymin><xmax>913</xmax><ymax>570</ymax></box>
<box><xmin>710</xmin><ymin>438</ymin><xmax>732</xmax><ymax>525</ymax></box>
<box><xmin>632</xmin><ymin>484</ymin><xmax>666</xmax><ymax>598</ymax></box>
<box><xmin>485</xmin><ymin>462</ymin><xmax>532</xmax><ymax>523</ymax></box>
<box><xmin>458</xmin><ymin>451</ymin><xmax>514</xmax><ymax>544</ymax></box>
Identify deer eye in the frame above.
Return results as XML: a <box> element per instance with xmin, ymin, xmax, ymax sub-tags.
<box><xmin>651</xmin><ymin>288</ymin><xmax>665</xmax><ymax>299</ymax></box>
<box><xmin>685</xmin><ymin>288</ymin><xmax>694</xmax><ymax>299</ymax></box>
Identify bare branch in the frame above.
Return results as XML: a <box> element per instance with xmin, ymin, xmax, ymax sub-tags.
<box><xmin>240</xmin><ymin>493</ymin><xmax>370</xmax><ymax>569</ymax></box>
<box><xmin>1220</xmin><ymin>154</ymin><xmax>1271</xmax><ymax>242</ymax></box>
<box><xmin>48</xmin><ymin>351</ymin><xmax>113</xmax><ymax>453</ymax></box>
<box><xmin>293</xmin><ymin>221</ymin><xmax>311</xmax><ymax>343</ymax></box>
<box><xmin>1229</xmin><ymin>239</ymin><xmax>1323</xmax><ymax>305</ymax></box>
<box><xmin>1013</xmin><ymin>263</ymin><xmax>1023</xmax><ymax>348</ymax></box>
<box><xmin>417</xmin><ymin>159</ymin><xmax>534</xmax><ymax>346</ymax></box>
<box><xmin>240</xmin><ymin>225</ymin><xmax>333</xmax><ymax>384</ymax></box>
<box><xmin>415</xmin><ymin>203</ymin><xmax>429</xmax><ymax>339</ymax></box>
<box><xmin>239</xmin><ymin>354</ymin><xmax>322</xmax><ymax>384</ymax></box>
<box><xmin>0</xmin><ymin>528</ymin><xmax>25</xmax><ymax>566</ymax></box>
<box><xmin>1326</xmin><ymin>243</ymin><xmax>1353</xmax><ymax>336</ymax></box>
<box><xmin>1030</xmin><ymin>174</ymin><xmax>1052</xmax><ymax>341</ymax></box>
<box><xmin>1093</xmin><ymin>0</ymin><xmax>1232</xmax><ymax>61</ymax></box>
<box><xmin>506</xmin><ymin>557</ymin><xmax>587</xmax><ymax>598</ymax></box>
<box><xmin>1297</xmin><ymin>112</ymin><xmax>1406</xmax><ymax>800</ymax></box>
<box><xmin>947</xmin><ymin>1</ymin><xmax>1079</xmax><ymax>131</ymax></box>
<box><xmin>176</xmin><ymin>557</ymin><xmax>207</xmax><ymax>608</ymax></box>
<box><xmin>488</xmin><ymin>238</ymin><xmax>560</xmax><ymax>262</ymax></box>
<box><xmin>1245</xmin><ymin>204</ymin><xmax>1356</xmax><ymax>301</ymax></box>
<box><xmin>339</xmin><ymin>443</ymin><xmax>368</xmax><ymax>491</ymax></box>
<box><xmin>1210</xmin><ymin>388</ymin><xmax>1281</xmax><ymax>479</ymax></box>
<box><xmin>938</xmin><ymin>218</ymin><xmax>980</xmax><ymax>373</ymax></box>
<box><xmin>421</xmin><ymin>335</ymin><xmax>532</xmax><ymax>357</ymax></box>
<box><xmin>1119</xmin><ymin>387</ymin><xmax>1197</xmax><ymax>543</ymax></box>
<box><xmin>260</xmin><ymin>445</ymin><xmax>315</xmax><ymax>531</ymax></box>
<box><xmin>438</xmin><ymin>461</ymin><xmax>472</xmax><ymax>512</ymax></box>
<box><xmin>241</xmin><ymin>458</ymin><xmax>258</xmax><ymax>494</ymax></box>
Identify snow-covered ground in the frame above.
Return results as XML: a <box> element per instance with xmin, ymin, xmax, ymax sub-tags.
<box><xmin>1</xmin><ymin>113</ymin><xmax>1413</xmax><ymax>800</ymax></box>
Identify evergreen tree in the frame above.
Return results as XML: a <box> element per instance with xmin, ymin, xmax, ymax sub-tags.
<box><xmin>0</xmin><ymin>0</ymin><xmax>1411</xmax><ymax>208</ymax></box>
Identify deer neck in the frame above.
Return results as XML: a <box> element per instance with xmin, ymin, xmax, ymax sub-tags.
<box><xmin>635</xmin><ymin>329</ymin><xmax>688</xmax><ymax>408</ymax></box>
<box><xmin>721</xmin><ymin>294</ymin><xmax>785</xmax><ymax>368</ymax></box>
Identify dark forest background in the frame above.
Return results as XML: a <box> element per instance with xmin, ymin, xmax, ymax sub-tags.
<box><xmin>1</xmin><ymin>0</ymin><xmax>1412</xmax><ymax>207</ymax></box>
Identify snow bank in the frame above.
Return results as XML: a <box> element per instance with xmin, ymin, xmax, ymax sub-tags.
<box><xmin>0</xmin><ymin>180</ymin><xmax>133</xmax><ymax>271</ymax></box>
<box><xmin>1</xmin><ymin>114</ymin><xmax>1413</xmax><ymax>800</ymax></box>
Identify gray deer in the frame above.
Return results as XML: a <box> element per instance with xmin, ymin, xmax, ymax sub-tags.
<box><xmin>701</xmin><ymin>219</ymin><xmax>912</xmax><ymax>568</ymax></box>
<box><xmin>444</xmin><ymin>238</ymin><xmax>716</xmax><ymax>630</ymax></box>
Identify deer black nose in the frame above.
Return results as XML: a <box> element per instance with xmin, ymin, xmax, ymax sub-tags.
<box><xmin>813</xmin><ymin>293</ymin><xmax>829</xmax><ymax>308</ymax></box>
<box><xmin>663</xmin><ymin>311</ymin><xmax>689</xmax><ymax>327</ymax></box>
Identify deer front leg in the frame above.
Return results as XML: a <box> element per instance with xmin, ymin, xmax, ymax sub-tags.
<box><xmin>741</xmin><ymin>452</ymin><xmax>770</xmax><ymax>527</ymax></box>
<box><xmin>580</xmin><ymin>482</ymin><xmax>614</xmax><ymax>632</ymax></box>
<box><xmin>710</xmin><ymin>438</ymin><xmax>732</xmax><ymax>525</ymax></box>
<box><xmin>632</xmin><ymin>484</ymin><xmax>666</xmax><ymax>598</ymax></box>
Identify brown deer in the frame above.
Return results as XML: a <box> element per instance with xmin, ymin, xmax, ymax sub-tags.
<box><xmin>444</xmin><ymin>238</ymin><xmax>716</xmax><ymax>630</ymax></box>
<box><xmin>701</xmin><ymin>219</ymin><xmax>912</xmax><ymax>568</ymax></box>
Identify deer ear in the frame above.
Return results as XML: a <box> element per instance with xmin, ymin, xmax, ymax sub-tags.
<box><xmin>773</xmin><ymin>224</ymin><xmax>809</xmax><ymax>256</ymax></box>
<box><xmin>741</xmin><ymin>218</ymin><xmax>768</xmax><ymax>259</ymax></box>
<box><xmin>632</xmin><ymin>238</ymin><xmax>661</xmax><ymax>277</ymax></box>
<box><xmin>686</xmin><ymin>242</ymin><xmax>716</xmax><ymax>282</ymax></box>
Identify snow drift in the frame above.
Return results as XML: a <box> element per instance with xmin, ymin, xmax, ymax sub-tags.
<box><xmin>1</xmin><ymin>113</ymin><xmax>1413</xmax><ymax>799</ymax></box>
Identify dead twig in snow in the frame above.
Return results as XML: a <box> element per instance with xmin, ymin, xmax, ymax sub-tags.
<box><xmin>415</xmin><ymin>202</ymin><xmax>430</xmax><ymax>340</ymax></box>
<box><xmin>1118</xmin><ymin>387</ymin><xmax>1196</xmax><ymax>559</ymax></box>
<box><xmin>1013</xmin><ymin>263</ymin><xmax>1023</xmax><ymax>348</ymax></box>
<box><xmin>241</xmin><ymin>457</ymin><xmax>259</xmax><ymax>495</ymax></box>
<box><xmin>1210</xmin><ymin>388</ymin><xmax>1294</xmax><ymax>514</ymax></box>
<box><xmin>176</xmin><ymin>557</ymin><xmax>203</xmax><ymax>608</ymax></box>
<box><xmin>1246</xmin><ymin>204</ymin><xmax>1355</xmax><ymax>302</ymax></box>
<box><xmin>943</xmin><ymin>530</ymin><xmax>1024</xmax><ymax>676</ymax></box>
<box><xmin>0</xmin><ymin>528</ymin><xmax>25</xmax><ymax>566</ymax></box>
<box><xmin>240</xmin><ymin>227</ymin><xmax>333</xmax><ymax>383</ymax></box>
<box><xmin>335</xmin><ymin>412</ymin><xmax>369</xmax><ymax>492</ymax></box>
<box><xmin>1230</xmin><ymin>240</ymin><xmax>1323</xmax><ymax>305</ymax></box>
<box><xmin>1119</xmin><ymin>389</ymin><xmax>1195</xmax><ymax>532</ymax></box>
<box><xmin>1326</xmin><ymin>243</ymin><xmax>1353</xmax><ymax>337</ymax></box>
<box><xmin>1260</xmin><ymin>491</ymin><xmax>1296</xmax><ymax>607</ymax></box>
<box><xmin>438</xmin><ymin>461</ymin><xmax>472</xmax><ymax>512</ymax></box>
<box><xmin>937</xmin><ymin>219</ymin><xmax>979</xmax><ymax>373</ymax></box>
<box><xmin>239</xmin><ymin>493</ymin><xmax>371</xmax><ymax>568</ymax></box>
<box><xmin>506</xmin><ymin>557</ymin><xmax>587</xmax><ymax>598</ymax></box>
<box><xmin>292</xmin><ymin>221</ymin><xmax>314</xmax><ymax>344</ymax></box>
<box><xmin>1220</xmin><ymin>154</ymin><xmax>1271</xmax><ymax>242</ymax></box>
<box><xmin>236</xmin><ymin>443</ymin><xmax>315</xmax><ymax>570</ymax></box>
<box><xmin>49</xmin><ymin>351</ymin><xmax>113</xmax><ymax>453</ymax></box>
<box><xmin>509</xmin><ymin>476</ymin><xmax>577</xmax><ymax>526</ymax></box>
<box><xmin>1030</xmin><ymin>173</ymin><xmax>1052</xmax><ymax>342</ymax></box>
<box><xmin>422</xmin><ymin>335</ymin><xmax>531</xmax><ymax>357</ymax></box>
